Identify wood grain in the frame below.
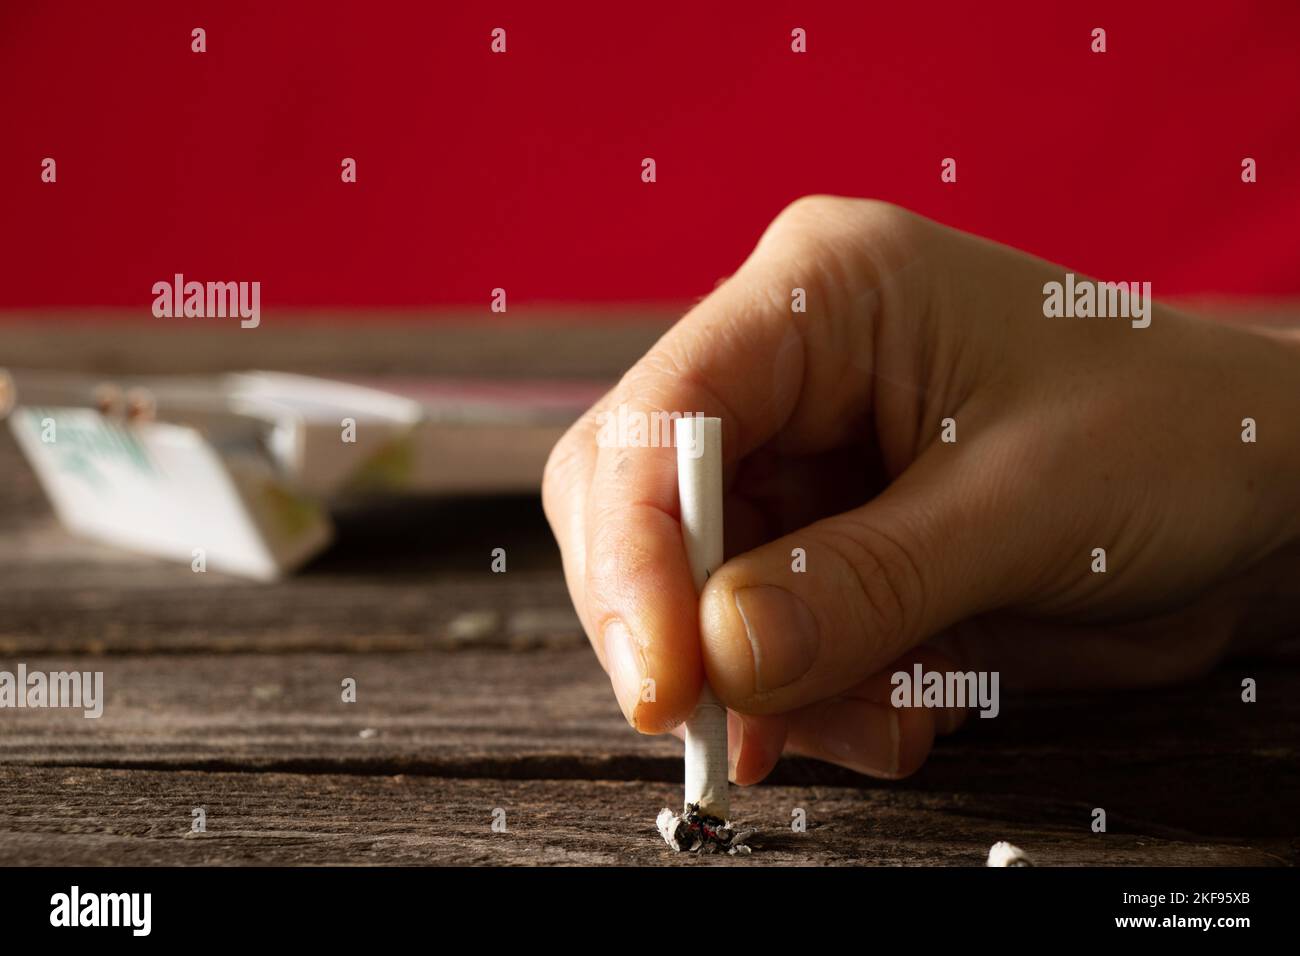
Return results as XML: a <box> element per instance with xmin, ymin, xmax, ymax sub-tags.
<box><xmin>1</xmin><ymin>318</ymin><xmax>1296</xmax><ymax>866</ymax></box>
<box><xmin>0</xmin><ymin>766</ymin><xmax>1285</xmax><ymax>867</ymax></box>
<box><xmin>1</xmin><ymin>650</ymin><xmax>1295</xmax><ymax>849</ymax></box>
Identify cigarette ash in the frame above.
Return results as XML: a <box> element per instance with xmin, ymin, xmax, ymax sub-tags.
<box><xmin>657</xmin><ymin>804</ymin><xmax>757</xmax><ymax>856</ymax></box>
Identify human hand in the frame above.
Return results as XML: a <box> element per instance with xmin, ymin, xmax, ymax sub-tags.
<box><xmin>543</xmin><ymin>196</ymin><xmax>1300</xmax><ymax>782</ymax></box>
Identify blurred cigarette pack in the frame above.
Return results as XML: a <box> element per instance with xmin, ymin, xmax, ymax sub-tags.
<box><xmin>1</xmin><ymin>369</ymin><xmax>598</xmax><ymax>580</ymax></box>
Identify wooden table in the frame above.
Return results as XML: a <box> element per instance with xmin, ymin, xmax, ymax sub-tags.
<box><xmin>1</xmin><ymin>317</ymin><xmax>1296</xmax><ymax>866</ymax></box>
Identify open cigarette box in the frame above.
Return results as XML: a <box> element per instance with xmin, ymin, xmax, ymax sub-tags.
<box><xmin>1</xmin><ymin>369</ymin><xmax>601</xmax><ymax>581</ymax></box>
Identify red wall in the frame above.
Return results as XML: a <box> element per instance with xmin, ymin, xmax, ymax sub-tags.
<box><xmin>2</xmin><ymin>1</ymin><xmax>1297</xmax><ymax>309</ymax></box>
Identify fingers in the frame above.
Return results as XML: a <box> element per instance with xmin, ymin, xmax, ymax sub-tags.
<box><xmin>588</xmin><ymin>498</ymin><xmax>701</xmax><ymax>731</ymax></box>
<box><xmin>785</xmin><ymin>696</ymin><xmax>934</xmax><ymax>779</ymax></box>
<box><xmin>697</xmin><ymin>703</ymin><xmax>941</xmax><ymax>784</ymax></box>
<box><xmin>728</xmin><ymin>710</ymin><xmax>788</xmax><ymax>786</ymax></box>
<box><xmin>667</xmin><ymin>709</ymin><xmax>789</xmax><ymax>786</ymax></box>
<box><xmin>784</xmin><ymin>648</ymin><xmax>962</xmax><ymax>778</ymax></box>
<box><xmin>693</xmin><ymin>649</ymin><xmax>964</xmax><ymax>787</ymax></box>
<box><xmin>541</xmin><ymin>401</ymin><xmax>608</xmax><ymax>660</ymax></box>
<box><xmin>572</xmin><ymin>198</ymin><xmax>931</xmax><ymax>733</ymax></box>
<box><xmin>699</xmin><ymin>435</ymin><xmax>1024</xmax><ymax>715</ymax></box>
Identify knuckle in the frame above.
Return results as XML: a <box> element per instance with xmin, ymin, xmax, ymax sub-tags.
<box><xmin>584</xmin><ymin>503</ymin><xmax>656</xmax><ymax>590</ymax></box>
<box><xmin>774</xmin><ymin>193</ymin><xmax>848</xmax><ymax>225</ymax></box>
<box><xmin>541</xmin><ymin>426</ymin><xmax>584</xmax><ymax>526</ymax></box>
<box><xmin>845</xmin><ymin>197</ymin><xmax>912</xmax><ymax>233</ymax></box>
<box><xmin>631</xmin><ymin>348</ymin><xmax>691</xmax><ymax>390</ymax></box>
<box><xmin>760</xmin><ymin>197</ymin><xmax>923</xmax><ymax>315</ymax></box>
<box><xmin>769</xmin><ymin>195</ymin><xmax>911</xmax><ymax>247</ymax></box>
<box><xmin>816</xmin><ymin>520</ymin><xmax>925</xmax><ymax>654</ymax></box>
<box><xmin>766</xmin><ymin>195</ymin><xmax>847</xmax><ymax>251</ymax></box>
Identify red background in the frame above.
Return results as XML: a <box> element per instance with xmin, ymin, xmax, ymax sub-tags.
<box><xmin>2</xmin><ymin>1</ymin><xmax>1297</xmax><ymax>310</ymax></box>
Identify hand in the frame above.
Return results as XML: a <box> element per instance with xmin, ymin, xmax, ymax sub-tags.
<box><xmin>542</xmin><ymin>196</ymin><xmax>1300</xmax><ymax>782</ymax></box>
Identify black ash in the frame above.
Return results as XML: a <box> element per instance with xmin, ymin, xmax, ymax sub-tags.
<box><xmin>657</xmin><ymin>804</ymin><xmax>757</xmax><ymax>855</ymax></box>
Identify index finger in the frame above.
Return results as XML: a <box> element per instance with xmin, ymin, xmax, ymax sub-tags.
<box><xmin>580</xmin><ymin>197</ymin><xmax>907</xmax><ymax>731</ymax></box>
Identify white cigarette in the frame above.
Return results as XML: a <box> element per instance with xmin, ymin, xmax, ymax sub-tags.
<box><xmin>986</xmin><ymin>841</ymin><xmax>1033</xmax><ymax>867</ymax></box>
<box><xmin>675</xmin><ymin>415</ymin><xmax>728</xmax><ymax>820</ymax></box>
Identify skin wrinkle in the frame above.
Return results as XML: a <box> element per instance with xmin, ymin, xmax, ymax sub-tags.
<box><xmin>624</xmin><ymin>363</ymin><xmax>717</xmax><ymax>425</ymax></box>
<box><xmin>823</xmin><ymin>308</ymin><xmax>869</xmax><ymax>449</ymax></box>
<box><xmin>824</xmin><ymin>514</ymin><xmax>923</xmax><ymax>663</ymax></box>
<box><xmin>932</xmin><ymin>435</ymin><xmax>1018</xmax><ymax>613</ymax></box>
<box><xmin>1027</xmin><ymin>461</ymin><xmax>1167</xmax><ymax>620</ymax></box>
<box><xmin>841</xmin><ymin>286</ymin><xmax>880</xmax><ymax>414</ymax></box>
<box><xmin>893</xmin><ymin>288</ymin><xmax>932</xmax><ymax>470</ymax></box>
<box><xmin>736</xmin><ymin>275</ymin><xmax>809</xmax><ymax>454</ymax></box>
<box><xmin>967</xmin><ymin>415</ymin><xmax>1085</xmax><ymax>612</ymax></box>
<box><xmin>632</xmin><ymin>354</ymin><xmax>751</xmax><ymax>460</ymax></box>
<box><xmin>859</xmin><ymin>214</ymin><xmax>938</xmax><ymax>474</ymax></box>
<box><xmin>802</xmin><ymin>522</ymin><xmax>900</xmax><ymax>692</ymax></box>
<box><xmin>767</xmin><ymin>326</ymin><xmax>813</xmax><ymax>448</ymax></box>
<box><xmin>922</xmin><ymin>301</ymin><xmax>978</xmax><ymax>462</ymax></box>
<box><xmin>587</xmin><ymin>493</ymin><xmax>680</xmax><ymax>545</ymax></box>
<box><xmin>878</xmin><ymin>518</ymin><xmax>929</xmax><ymax>641</ymax></box>
<box><xmin>869</xmin><ymin>306</ymin><xmax>915</xmax><ymax>474</ymax></box>
<box><xmin>731</xmin><ymin>589</ymin><xmax>766</xmax><ymax>694</ymax></box>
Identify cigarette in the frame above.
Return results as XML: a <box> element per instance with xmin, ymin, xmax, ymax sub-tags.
<box><xmin>676</xmin><ymin>415</ymin><xmax>728</xmax><ymax>819</ymax></box>
<box><xmin>986</xmin><ymin>841</ymin><xmax>1033</xmax><ymax>867</ymax></box>
<box><xmin>656</xmin><ymin>416</ymin><xmax>756</xmax><ymax>855</ymax></box>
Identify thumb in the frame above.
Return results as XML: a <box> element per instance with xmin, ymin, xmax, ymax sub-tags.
<box><xmin>699</xmin><ymin>445</ymin><xmax>1016</xmax><ymax>714</ymax></box>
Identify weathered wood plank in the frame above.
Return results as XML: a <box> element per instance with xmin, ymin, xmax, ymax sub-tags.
<box><xmin>1</xmin><ymin>651</ymin><xmax>1296</xmax><ymax>843</ymax></box>
<box><xmin>0</xmin><ymin>766</ymin><xmax>1284</xmax><ymax>866</ymax></box>
<box><xmin>0</xmin><ymin>649</ymin><xmax>666</xmax><ymax>765</ymax></box>
<box><xmin>3</xmin><ymin>318</ymin><xmax>1297</xmax><ymax>865</ymax></box>
<box><xmin>0</xmin><ymin>552</ymin><xmax>584</xmax><ymax>655</ymax></box>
